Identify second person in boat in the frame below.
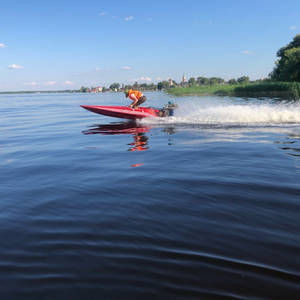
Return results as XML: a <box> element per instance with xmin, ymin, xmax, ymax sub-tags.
<box><xmin>125</xmin><ymin>89</ymin><xmax>147</xmax><ymax>109</ymax></box>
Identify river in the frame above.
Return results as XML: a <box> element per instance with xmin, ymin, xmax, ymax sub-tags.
<box><xmin>1</xmin><ymin>91</ymin><xmax>300</xmax><ymax>299</ymax></box>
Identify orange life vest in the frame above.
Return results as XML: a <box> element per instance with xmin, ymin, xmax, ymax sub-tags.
<box><xmin>128</xmin><ymin>89</ymin><xmax>142</xmax><ymax>101</ymax></box>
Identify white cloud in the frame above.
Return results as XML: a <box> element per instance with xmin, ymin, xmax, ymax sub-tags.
<box><xmin>134</xmin><ymin>76</ymin><xmax>152</xmax><ymax>82</ymax></box>
<box><xmin>142</xmin><ymin>77</ymin><xmax>152</xmax><ymax>81</ymax></box>
<box><xmin>289</xmin><ymin>25</ymin><xmax>297</xmax><ymax>30</ymax></box>
<box><xmin>64</xmin><ymin>80</ymin><xmax>73</xmax><ymax>85</ymax></box>
<box><xmin>125</xmin><ymin>16</ymin><xmax>133</xmax><ymax>21</ymax></box>
<box><xmin>122</xmin><ymin>66</ymin><xmax>131</xmax><ymax>70</ymax></box>
<box><xmin>8</xmin><ymin>64</ymin><xmax>24</xmax><ymax>69</ymax></box>
<box><xmin>99</xmin><ymin>11</ymin><xmax>107</xmax><ymax>16</ymax></box>
<box><xmin>45</xmin><ymin>81</ymin><xmax>56</xmax><ymax>86</ymax></box>
<box><xmin>241</xmin><ymin>50</ymin><xmax>254</xmax><ymax>55</ymax></box>
<box><xmin>0</xmin><ymin>43</ymin><xmax>7</xmax><ymax>48</ymax></box>
<box><xmin>24</xmin><ymin>81</ymin><xmax>37</xmax><ymax>86</ymax></box>
<box><xmin>73</xmin><ymin>67</ymin><xmax>109</xmax><ymax>76</ymax></box>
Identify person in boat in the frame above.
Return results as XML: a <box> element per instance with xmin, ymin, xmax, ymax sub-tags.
<box><xmin>125</xmin><ymin>89</ymin><xmax>146</xmax><ymax>109</ymax></box>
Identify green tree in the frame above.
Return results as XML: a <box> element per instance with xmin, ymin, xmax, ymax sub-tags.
<box><xmin>109</xmin><ymin>83</ymin><xmax>120</xmax><ymax>90</ymax></box>
<box><xmin>237</xmin><ymin>76</ymin><xmax>250</xmax><ymax>84</ymax></box>
<box><xmin>80</xmin><ymin>86</ymin><xmax>89</xmax><ymax>93</ymax></box>
<box><xmin>140</xmin><ymin>83</ymin><xmax>148</xmax><ymax>89</ymax></box>
<box><xmin>228</xmin><ymin>79</ymin><xmax>237</xmax><ymax>85</ymax></box>
<box><xmin>209</xmin><ymin>77</ymin><xmax>218</xmax><ymax>85</ymax></box>
<box><xmin>270</xmin><ymin>34</ymin><xmax>300</xmax><ymax>82</ymax></box>
<box><xmin>197</xmin><ymin>76</ymin><xmax>209</xmax><ymax>85</ymax></box>
<box><xmin>208</xmin><ymin>77</ymin><xmax>225</xmax><ymax>85</ymax></box>
<box><xmin>215</xmin><ymin>77</ymin><xmax>225</xmax><ymax>84</ymax></box>
<box><xmin>149</xmin><ymin>83</ymin><xmax>156</xmax><ymax>90</ymax></box>
<box><xmin>157</xmin><ymin>81</ymin><xmax>169</xmax><ymax>90</ymax></box>
<box><xmin>188</xmin><ymin>77</ymin><xmax>196</xmax><ymax>86</ymax></box>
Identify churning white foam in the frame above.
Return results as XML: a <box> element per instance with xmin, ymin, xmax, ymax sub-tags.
<box><xmin>142</xmin><ymin>98</ymin><xmax>300</xmax><ymax>125</ymax></box>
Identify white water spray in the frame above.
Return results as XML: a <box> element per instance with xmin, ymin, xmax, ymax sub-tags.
<box><xmin>143</xmin><ymin>98</ymin><xmax>300</xmax><ymax>125</ymax></box>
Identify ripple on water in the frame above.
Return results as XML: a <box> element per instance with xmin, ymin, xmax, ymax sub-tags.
<box><xmin>1</xmin><ymin>93</ymin><xmax>300</xmax><ymax>299</ymax></box>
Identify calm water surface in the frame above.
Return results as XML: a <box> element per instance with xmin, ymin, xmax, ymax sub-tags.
<box><xmin>1</xmin><ymin>92</ymin><xmax>300</xmax><ymax>299</ymax></box>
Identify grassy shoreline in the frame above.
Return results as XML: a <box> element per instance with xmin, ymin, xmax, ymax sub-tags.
<box><xmin>167</xmin><ymin>82</ymin><xmax>300</xmax><ymax>99</ymax></box>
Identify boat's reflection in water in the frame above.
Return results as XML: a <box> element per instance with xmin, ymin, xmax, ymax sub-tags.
<box><xmin>82</xmin><ymin>121</ymin><xmax>150</xmax><ymax>152</ymax></box>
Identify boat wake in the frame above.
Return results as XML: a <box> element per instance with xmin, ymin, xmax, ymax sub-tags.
<box><xmin>141</xmin><ymin>98</ymin><xmax>300</xmax><ymax>126</ymax></box>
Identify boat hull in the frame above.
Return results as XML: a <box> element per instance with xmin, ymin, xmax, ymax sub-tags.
<box><xmin>80</xmin><ymin>105</ymin><xmax>160</xmax><ymax>119</ymax></box>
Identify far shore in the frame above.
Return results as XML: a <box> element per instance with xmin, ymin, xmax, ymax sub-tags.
<box><xmin>0</xmin><ymin>90</ymin><xmax>81</xmax><ymax>94</ymax></box>
<box><xmin>167</xmin><ymin>82</ymin><xmax>300</xmax><ymax>100</ymax></box>
<box><xmin>1</xmin><ymin>81</ymin><xmax>300</xmax><ymax>100</ymax></box>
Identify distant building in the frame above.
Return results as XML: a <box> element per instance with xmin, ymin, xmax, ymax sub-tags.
<box><xmin>181</xmin><ymin>74</ymin><xmax>188</xmax><ymax>86</ymax></box>
<box><xmin>168</xmin><ymin>78</ymin><xmax>174</xmax><ymax>86</ymax></box>
<box><xmin>91</xmin><ymin>86</ymin><xmax>103</xmax><ymax>93</ymax></box>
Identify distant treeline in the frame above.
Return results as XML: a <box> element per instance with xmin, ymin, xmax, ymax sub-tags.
<box><xmin>168</xmin><ymin>81</ymin><xmax>300</xmax><ymax>99</ymax></box>
<box><xmin>164</xmin><ymin>76</ymin><xmax>253</xmax><ymax>88</ymax></box>
<box><xmin>79</xmin><ymin>76</ymin><xmax>254</xmax><ymax>93</ymax></box>
<box><xmin>79</xmin><ymin>82</ymin><xmax>159</xmax><ymax>93</ymax></box>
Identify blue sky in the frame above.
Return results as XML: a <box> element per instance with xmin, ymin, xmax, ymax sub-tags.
<box><xmin>0</xmin><ymin>0</ymin><xmax>299</xmax><ymax>91</ymax></box>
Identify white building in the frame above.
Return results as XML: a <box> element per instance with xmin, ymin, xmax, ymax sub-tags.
<box><xmin>181</xmin><ymin>74</ymin><xmax>187</xmax><ymax>85</ymax></box>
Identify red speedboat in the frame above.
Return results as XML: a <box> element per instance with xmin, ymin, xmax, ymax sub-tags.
<box><xmin>80</xmin><ymin>105</ymin><xmax>159</xmax><ymax>120</ymax></box>
<box><xmin>80</xmin><ymin>103</ymin><xmax>177</xmax><ymax>120</ymax></box>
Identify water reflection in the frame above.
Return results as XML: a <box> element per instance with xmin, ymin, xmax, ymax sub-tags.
<box><xmin>82</xmin><ymin>121</ymin><xmax>151</xmax><ymax>152</ymax></box>
<box><xmin>82</xmin><ymin>121</ymin><xmax>178</xmax><ymax>156</ymax></box>
<box><xmin>128</xmin><ymin>132</ymin><xmax>148</xmax><ymax>151</ymax></box>
<box><xmin>82</xmin><ymin>121</ymin><xmax>150</xmax><ymax>136</ymax></box>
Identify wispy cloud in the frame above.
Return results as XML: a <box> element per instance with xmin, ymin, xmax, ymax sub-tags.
<box><xmin>99</xmin><ymin>11</ymin><xmax>107</xmax><ymax>16</ymax></box>
<box><xmin>147</xmin><ymin>17</ymin><xmax>153</xmax><ymax>21</ymax></box>
<box><xmin>133</xmin><ymin>76</ymin><xmax>152</xmax><ymax>82</ymax></box>
<box><xmin>45</xmin><ymin>81</ymin><xmax>56</xmax><ymax>86</ymax></box>
<box><xmin>64</xmin><ymin>80</ymin><xmax>73</xmax><ymax>85</ymax></box>
<box><xmin>24</xmin><ymin>81</ymin><xmax>37</xmax><ymax>86</ymax></box>
<box><xmin>122</xmin><ymin>66</ymin><xmax>131</xmax><ymax>70</ymax></box>
<box><xmin>8</xmin><ymin>64</ymin><xmax>24</xmax><ymax>69</ymax></box>
<box><xmin>73</xmin><ymin>67</ymin><xmax>107</xmax><ymax>76</ymax></box>
<box><xmin>289</xmin><ymin>25</ymin><xmax>297</xmax><ymax>30</ymax></box>
<box><xmin>0</xmin><ymin>43</ymin><xmax>7</xmax><ymax>48</ymax></box>
<box><xmin>241</xmin><ymin>50</ymin><xmax>254</xmax><ymax>55</ymax></box>
<box><xmin>125</xmin><ymin>16</ymin><xmax>133</xmax><ymax>21</ymax></box>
